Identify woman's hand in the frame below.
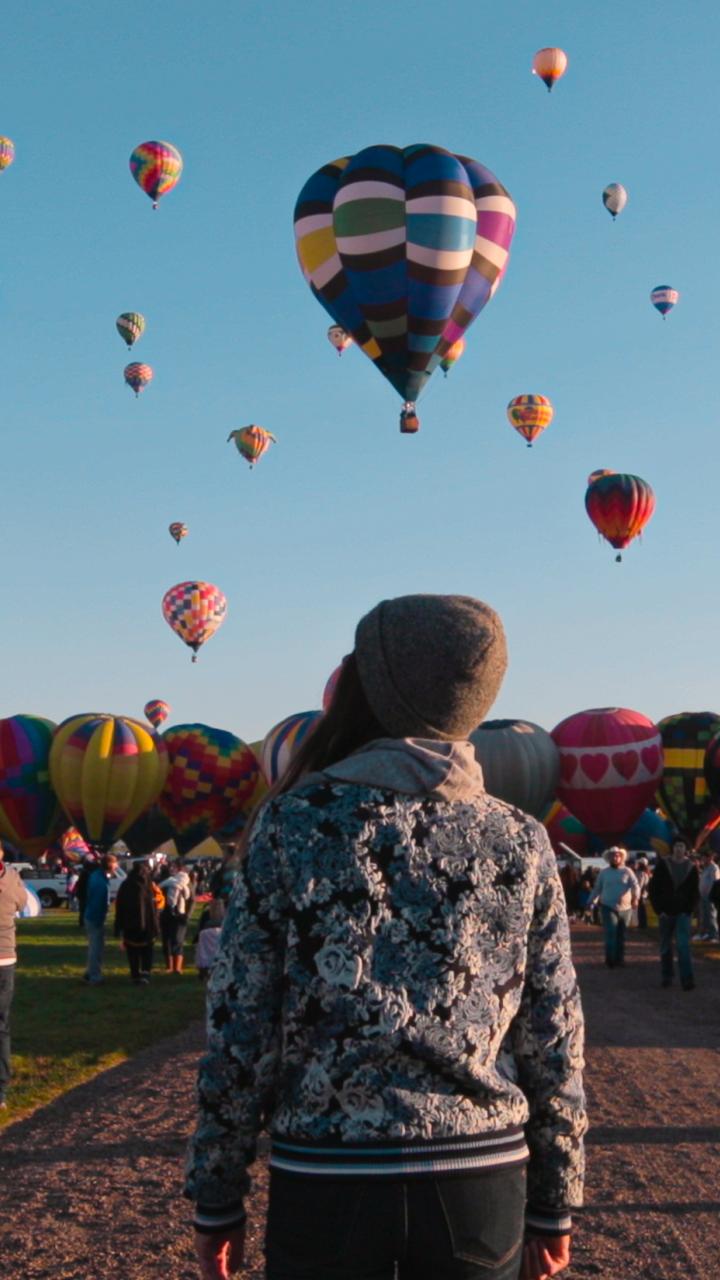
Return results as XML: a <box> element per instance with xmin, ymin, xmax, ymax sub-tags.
<box><xmin>194</xmin><ymin>1226</ymin><xmax>245</xmax><ymax>1279</ymax></box>
<box><xmin>520</xmin><ymin>1234</ymin><xmax>571</xmax><ymax>1280</ymax></box>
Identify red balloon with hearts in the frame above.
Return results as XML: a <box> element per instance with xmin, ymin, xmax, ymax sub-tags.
<box><xmin>551</xmin><ymin>707</ymin><xmax>663</xmax><ymax>836</ymax></box>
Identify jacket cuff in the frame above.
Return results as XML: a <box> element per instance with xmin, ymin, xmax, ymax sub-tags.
<box><xmin>193</xmin><ymin>1200</ymin><xmax>246</xmax><ymax>1235</ymax></box>
<box><xmin>526</xmin><ymin>1205</ymin><xmax>573</xmax><ymax>1236</ymax></box>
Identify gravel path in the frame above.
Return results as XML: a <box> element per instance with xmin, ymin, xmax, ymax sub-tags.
<box><xmin>1</xmin><ymin>924</ymin><xmax>718</xmax><ymax>1278</ymax></box>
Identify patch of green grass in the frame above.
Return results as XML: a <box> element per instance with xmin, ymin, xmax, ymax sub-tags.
<box><xmin>3</xmin><ymin>909</ymin><xmax>205</xmax><ymax>1127</ymax></box>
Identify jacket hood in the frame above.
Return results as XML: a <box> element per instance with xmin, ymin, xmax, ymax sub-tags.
<box><xmin>322</xmin><ymin>738</ymin><xmax>486</xmax><ymax>803</ymax></box>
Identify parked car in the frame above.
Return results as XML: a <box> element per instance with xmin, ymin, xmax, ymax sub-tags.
<box><xmin>19</xmin><ymin>865</ymin><xmax>126</xmax><ymax>909</ymax></box>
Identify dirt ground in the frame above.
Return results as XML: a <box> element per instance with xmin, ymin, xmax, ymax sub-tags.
<box><xmin>1</xmin><ymin>923</ymin><xmax>718</xmax><ymax>1279</ymax></box>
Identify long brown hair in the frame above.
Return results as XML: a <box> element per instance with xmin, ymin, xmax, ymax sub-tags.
<box><xmin>239</xmin><ymin>654</ymin><xmax>385</xmax><ymax>853</ymax></box>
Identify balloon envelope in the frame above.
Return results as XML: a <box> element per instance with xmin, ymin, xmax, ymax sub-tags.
<box><xmin>552</xmin><ymin>707</ymin><xmax>663</xmax><ymax>836</ymax></box>
<box><xmin>532</xmin><ymin>47</ymin><xmax>568</xmax><ymax>90</ymax></box>
<box><xmin>294</xmin><ymin>144</ymin><xmax>516</xmax><ymax>410</ymax></box>
<box><xmin>440</xmin><ymin>338</ymin><xmax>465</xmax><ymax>375</ymax></box>
<box><xmin>602</xmin><ymin>184</ymin><xmax>628</xmax><ymax>217</ymax></box>
<box><xmin>656</xmin><ymin>711</ymin><xmax>720</xmax><ymax>844</ymax></box>
<box><xmin>0</xmin><ymin>715</ymin><xmax>62</xmax><ymax>860</ymax></box>
<box><xmin>129</xmin><ymin>141</ymin><xmax>183</xmax><ymax>207</ymax></box>
<box><xmin>541</xmin><ymin>800</ymin><xmax>589</xmax><ymax>858</ymax></box>
<box><xmin>227</xmin><ymin>426</ymin><xmax>276</xmax><ymax>467</ymax></box>
<box><xmin>261</xmin><ymin>711</ymin><xmax>322</xmax><ymax>785</ymax></box>
<box><xmin>162</xmin><ymin>582</ymin><xmax>227</xmax><ymax>659</ymax></box>
<box><xmin>506</xmin><ymin>395</ymin><xmax>554</xmax><ymax>447</ymax></box>
<box><xmin>116</xmin><ymin>313</ymin><xmax>145</xmax><ymax>348</ymax></box>
<box><xmin>585</xmin><ymin>472</ymin><xmax>655</xmax><ymax>556</ymax></box>
<box><xmin>0</xmin><ymin>138</ymin><xmax>15</xmax><ymax>171</ymax></box>
<box><xmin>144</xmin><ymin>699</ymin><xmax>170</xmax><ymax>730</ymax></box>
<box><xmin>158</xmin><ymin>725</ymin><xmax>260</xmax><ymax>841</ymax></box>
<box><xmin>327</xmin><ymin>325</ymin><xmax>352</xmax><ymax>354</ymax></box>
<box><xmin>169</xmin><ymin>522</ymin><xmax>188</xmax><ymax>545</ymax></box>
<box><xmin>469</xmin><ymin>720</ymin><xmax>560</xmax><ymax>818</ymax></box>
<box><xmin>49</xmin><ymin>714</ymin><xmax>169</xmax><ymax>848</ymax></box>
<box><xmin>650</xmin><ymin>285</ymin><xmax>679</xmax><ymax>316</ymax></box>
<box><xmin>124</xmin><ymin>362</ymin><xmax>153</xmax><ymax>396</ymax></box>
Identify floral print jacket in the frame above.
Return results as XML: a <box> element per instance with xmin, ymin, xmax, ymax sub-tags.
<box><xmin>185</xmin><ymin>739</ymin><xmax>586</xmax><ymax>1236</ymax></box>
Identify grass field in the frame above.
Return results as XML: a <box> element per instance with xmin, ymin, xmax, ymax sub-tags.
<box><xmin>3</xmin><ymin>909</ymin><xmax>206</xmax><ymax>1127</ymax></box>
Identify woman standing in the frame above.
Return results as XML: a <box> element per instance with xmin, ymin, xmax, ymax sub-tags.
<box><xmin>114</xmin><ymin>862</ymin><xmax>160</xmax><ymax>985</ymax></box>
<box><xmin>186</xmin><ymin>595</ymin><xmax>586</xmax><ymax>1280</ymax></box>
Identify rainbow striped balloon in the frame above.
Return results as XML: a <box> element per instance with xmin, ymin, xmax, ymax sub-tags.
<box><xmin>129</xmin><ymin>140</ymin><xmax>183</xmax><ymax>209</ymax></box>
<box><xmin>261</xmin><ymin>711</ymin><xmax>323</xmax><ymax>785</ymax></box>
<box><xmin>159</xmin><ymin>724</ymin><xmax>260</xmax><ymax>840</ymax></box>
<box><xmin>124</xmin><ymin>362</ymin><xmax>153</xmax><ymax>396</ymax></box>
<box><xmin>49</xmin><ymin>714</ymin><xmax>169</xmax><ymax>848</ymax></box>
<box><xmin>0</xmin><ymin>715</ymin><xmax>62</xmax><ymax>860</ymax></box>
<box><xmin>440</xmin><ymin>338</ymin><xmax>465</xmax><ymax>375</ymax></box>
<box><xmin>506</xmin><ymin>395</ymin><xmax>554</xmax><ymax>447</ymax></box>
<box><xmin>116</xmin><ymin>312</ymin><xmax>145</xmax><ymax>348</ymax></box>
<box><xmin>0</xmin><ymin>137</ymin><xmax>15</xmax><ymax>172</ymax></box>
<box><xmin>227</xmin><ymin>425</ymin><xmax>277</xmax><ymax>468</ymax></box>
<box><xmin>144</xmin><ymin>699</ymin><xmax>170</xmax><ymax>729</ymax></box>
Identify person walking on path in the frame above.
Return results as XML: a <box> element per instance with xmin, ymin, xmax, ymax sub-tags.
<box><xmin>185</xmin><ymin>594</ymin><xmax>587</xmax><ymax>1280</ymax></box>
<box><xmin>159</xmin><ymin>865</ymin><xmax>193</xmax><ymax>974</ymax></box>
<box><xmin>114</xmin><ymin>862</ymin><xmax>161</xmax><ymax>985</ymax></box>
<box><xmin>649</xmin><ymin>837</ymin><xmax>699</xmax><ymax>990</ymax></box>
<box><xmin>0</xmin><ymin>843</ymin><xmax>28</xmax><ymax>1107</ymax></box>
<box><xmin>82</xmin><ymin>853</ymin><xmax>118</xmax><ymax>985</ymax></box>
<box><xmin>633</xmin><ymin>857</ymin><xmax>651</xmax><ymax>929</ymax></box>
<box><xmin>695</xmin><ymin>850</ymin><xmax>719</xmax><ymax>941</ymax></box>
<box><xmin>588</xmin><ymin>847</ymin><xmax>639</xmax><ymax>968</ymax></box>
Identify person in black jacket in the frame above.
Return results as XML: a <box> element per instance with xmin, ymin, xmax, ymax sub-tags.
<box><xmin>114</xmin><ymin>862</ymin><xmax>160</xmax><ymax>985</ymax></box>
<box><xmin>648</xmin><ymin>837</ymin><xmax>699</xmax><ymax>990</ymax></box>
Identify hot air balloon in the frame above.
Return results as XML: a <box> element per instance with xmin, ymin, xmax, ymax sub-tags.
<box><xmin>294</xmin><ymin>145</ymin><xmax>516</xmax><ymax>433</ymax></box>
<box><xmin>0</xmin><ymin>715</ymin><xmax>63</xmax><ymax>860</ymax></box>
<box><xmin>49</xmin><ymin>714</ymin><xmax>169</xmax><ymax>848</ymax></box>
<box><xmin>327</xmin><ymin>325</ymin><xmax>353</xmax><ymax>355</ymax></box>
<box><xmin>227</xmin><ymin>425</ymin><xmax>276</xmax><ymax>468</ymax></box>
<box><xmin>158</xmin><ymin>724</ymin><xmax>260</xmax><ymax>844</ymax></box>
<box><xmin>587</xmin><ymin>807</ymin><xmax>673</xmax><ymax>858</ymax></box>
<box><xmin>469</xmin><ymin>720</ymin><xmax>560</xmax><ymax>818</ymax></box>
<box><xmin>261</xmin><ymin>711</ymin><xmax>322</xmax><ymax>785</ymax></box>
<box><xmin>162</xmin><ymin>581</ymin><xmax>227</xmax><ymax>662</ymax></box>
<box><xmin>144</xmin><ymin>699</ymin><xmax>170</xmax><ymax>730</ymax></box>
<box><xmin>61</xmin><ymin>826</ymin><xmax>91</xmax><ymax>861</ymax></box>
<box><xmin>116</xmin><ymin>312</ymin><xmax>145</xmax><ymax>348</ymax></box>
<box><xmin>656</xmin><ymin>712</ymin><xmax>720</xmax><ymax>846</ymax></box>
<box><xmin>169</xmin><ymin>522</ymin><xmax>188</xmax><ymax>545</ymax></box>
<box><xmin>650</xmin><ymin>286</ymin><xmax>679</xmax><ymax>318</ymax></box>
<box><xmin>602</xmin><ymin>184</ymin><xmax>627</xmax><ymax>219</ymax></box>
<box><xmin>584</xmin><ymin>472</ymin><xmax>655</xmax><ymax>562</ymax></box>
<box><xmin>541</xmin><ymin>800</ymin><xmax>589</xmax><ymax>859</ymax></box>
<box><xmin>551</xmin><ymin>707</ymin><xmax>663</xmax><ymax>837</ymax></box>
<box><xmin>129</xmin><ymin>141</ymin><xmax>183</xmax><ymax>209</ymax></box>
<box><xmin>0</xmin><ymin>138</ymin><xmax>15</xmax><ymax>172</ymax></box>
<box><xmin>506</xmin><ymin>395</ymin><xmax>554</xmax><ymax>448</ymax></box>
<box><xmin>532</xmin><ymin>47</ymin><xmax>568</xmax><ymax>91</ymax></box>
<box><xmin>587</xmin><ymin>469</ymin><xmax>615</xmax><ymax>487</ymax></box>
<box><xmin>440</xmin><ymin>339</ymin><xmax>465</xmax><ymax>376</ymax></box>
<box><xmin>322</xmin><ymin>660</ymin><xmax>347</xmax><ymax>712</ymax></box>
<box><xmin>124</xmin><ymin>362</ymin><xmax>153</xmax><ymax>396</ymax></box>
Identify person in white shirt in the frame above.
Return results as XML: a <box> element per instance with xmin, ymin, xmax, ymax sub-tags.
<box><xmin>589</xmin><ymin>847</ymin><xmax>639</xmax><ymax>969</ymax></box>
<box><xmin>696</xmin><ymin>851</ymin><xmax>719</xmax><ymax>941</ymax></box>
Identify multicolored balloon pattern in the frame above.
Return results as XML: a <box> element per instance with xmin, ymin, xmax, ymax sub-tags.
<box><xmin>158</xmin><ymin>724</ymin><xmax>260</xmax><ymax>841</ymax></box>
<box><xmin>129</xmin><ymin>140</ymin><xmax>183</xmax><ymax>208</ymax></box>
<box><xmin>124</xmin><ymin>362</ymin><xmax>153</xmax><ymax>396</ymax></box>
<box><xmin>552</xmin><ymin>706</ymin><xmax>663</xmax><ymax>836</ymax></box>
<box><xmin>169</xmin><ymin>522</ymin><xmax>188</xmax><ymax>545</ymax></box>
<box><xmin>162</xmin><ymin>581</ymin><xmax>227</xmax><ymax>661</ymax></box>
<box><xmin>0</xmin><ymin>715</ymin><xmax>62</xmax><ymax>859</ymax></box>
<box><xmin>585</xmin><ymin>472</ymin><xmax>655</xmax><ymax>560</ymax></box>
<box><xmin>227</xmin><ymin>425</ymin><xmax>277</xmax><ymax>467</ymax></box>
<box><xmin>144</xmin><ymin>699</ymin><xmax>170</xmax><ymax>729</ymax></box>
<box><xmin>0</xmin><ymin>138</ymin><xmax>15</xmax><ymax>172</ymax></box>
<box><xmin>261</xmin><ymin>710</ymin><xmax>322</xmax><ymax>785</ymax></box>
<box><xmin>116</xmin><ymin>312</ymin><xmax>145</xmax><ymax>348</ymax></box>
<box><xmin>506</xmin><ymin>395</ymin><xmax>554</xmax><ymax>447</ymax></box>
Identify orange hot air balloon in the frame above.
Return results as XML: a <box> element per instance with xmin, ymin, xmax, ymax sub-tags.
<box><xmin>532</xmin><ymin>47</ymin><xmax>568</xmax><ymax>92</ymax></box>
<box><xmin>440</xmin><ymin>339</ymin><xmax>465</xmax><ymax>375</ymax></box>
<box><xmin>585</xmin><ymin>472</ymin><xmax>655</xmax><ymax>562</ymax></box>
<box><xmin>506</xmin><ymin>395</ymin><xmax>554</xmax><ymax>447</ymax></box>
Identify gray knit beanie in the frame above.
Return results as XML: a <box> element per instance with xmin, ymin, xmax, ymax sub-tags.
<box><xmin>354</xmin><ymin>594</ymin><xmax>508</xmax><ymax>740</ymax></box>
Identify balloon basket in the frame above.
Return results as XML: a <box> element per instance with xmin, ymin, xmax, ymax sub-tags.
<box><xmin>400</xmin><ymin>404</ymin><xmax>420</xmax><ymax>434</ymax></box>
<box><xmin>615</xmin><ymin>553</ymin><xmax>622</xmax><ymax>563</ymax></box>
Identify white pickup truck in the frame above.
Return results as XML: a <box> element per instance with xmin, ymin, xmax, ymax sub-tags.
<box><xmin>19</xmin><ymin>866</ymin><xmax>126</xmax><ymax>909</ymax></box>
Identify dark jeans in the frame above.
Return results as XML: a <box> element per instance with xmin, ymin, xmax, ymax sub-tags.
<box><xmin>0</xmin><ymin>963</ymin><xmax>16</xmax><ymax>1100</ymax></box>
<box><xmin>600</xmin><ymin>905</ymin><xmax>631</xmax><ymax>965</ymax></box>
<box><xmin>125</xmin><ymin>942</ymin><xmax>154</xmax><ymax>982</ymax></box>
<box><xmin>265</xmin><ymin>1166</ymin><xmax>526</xmax><ymax>1280</ymax></box>
<box><xmin>659</xmin><ymin>913</ymin><xmax>693</xmax><ymax>985</ymax></box>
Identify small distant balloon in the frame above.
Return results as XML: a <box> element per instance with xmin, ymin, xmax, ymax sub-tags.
<box><xmin>650</xmin><ymin>286</ymin><xmax>679</xmax><ymax>318</ymax></box>
<box><xmin>116</xmin><ymin>312</ymin><xmax>145</xmax><ymax>348</ymax></box>
<box><xmin>144</xmin><ymin>699</ymin><xmax>170</xmax><ymax>729</ymax></box>
<box><xmin>124</xmin><ymin>362</ymin><xmax>153</xmax><ymax>396</ymax></box>
<box><xmin>0</xmin><ymin>138</ymin><xmax>15</xmax><ymax>172</ymax></box>
<box><xmin>129</xmin><ymin>141</ymin><xmax>183</xmax><ymax>209</ymax></box>
<box><xmin>169</xmin><ymin>522</ymin><xmax>188</xmax><ymax>545</ymax></box>
<box><xmin>227</xmin><ymin>425</ymin><xmax>277</xmax><ymax>468</ymax></box>
<box><xmin>440</xmin><ymin>339</ymin><xmax>465</xmax><ymax>376</ymax></box>
<box><xmin>327</xmin><ymin>325</ymin><xmax>352</xmax><ymax>355</ymax></box>
<box><xmin>532</xmin><ymin>47</ymin><xmax>568</xmax><ymax>91</ymax></box>
<box><xmin>602</xmin><ymin>184</ymin><xmax>628</xmax><ymax>219</ymax></box>
<box><xmin>506</xmin><ymin>395</ymin><xmax>554</xmax><ymax>447</ymax></box>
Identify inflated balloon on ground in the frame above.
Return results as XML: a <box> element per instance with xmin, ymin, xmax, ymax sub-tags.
<box><xmin>469</xmin><ymin>720</ymin><xmax>560</xmax><ymax>818</ymax></box>
<box><xmin>158</xmin><ymin>725</ymin><xmax>259</xmax><ymax>842</ymax></box>
<box><xmin>0</xmin><ymin>715</ymin><xmax>62</xmax><ymax>860</ymax></box>
<box><xmin>656</xmin><ymin>711</ymin><xmax>720</xmax><ymax>845</ymax></box>
<box><xmin>551</xmin><ymin>707</ymin><xmax>663</xmax><ymax>836</ymax></box>
<box><xmin>261</xmin><ymin>711</ymin><xmax>322</xmax><ymax>784</ymax></box>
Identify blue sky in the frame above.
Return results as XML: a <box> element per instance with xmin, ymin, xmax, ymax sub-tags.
<box><xmin>2</xmin><ymin>0</ymin><xmax>717</xmax><ymax>743</ymax></box>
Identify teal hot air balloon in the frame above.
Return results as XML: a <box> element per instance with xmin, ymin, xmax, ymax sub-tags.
<box><xmin>294</xmin><ymin>145</ymin><xmax>516</xmax><ymax>433</ymax></box>
<box><xmin>469</xmin><ymin>719</ymin><xmax>560</xmax><ymax>818</ymax></box>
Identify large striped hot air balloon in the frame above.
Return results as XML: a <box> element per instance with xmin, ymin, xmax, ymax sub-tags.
<box><xmin>129</xmin><ymin>141</ymin><xmax>183</xmax><ymax>209</ymax></box>
<box><xmin>49</xmin><ymin>714</ymin><xmax>169</xmax><ymax>848</ymax></box>
<box><xmin>584</xmin><ymin>472</ymin><xmax>655</xmax><ymax>562</ymax></box>
<box><xmin>294</xmin><ymin>144</ymin><xmax>516</xmax><ymax>432</ymax></box>
<box><xmin>551</xmin><ymin>707</ymin><xmax>663</xmax><ymax>837</ymax></box>
<box><xmin>162</xmin><ymin>581</ymin><xmax>227</xmax><ymax>662</ymax></box>
<box><xmin>656</xmin><ymin>712</ymin><xmax>720</xmax><ymax>846</ymax></box>
<box><xmin>158</xmin><ymin>724</ymin><xmax>260</xmax><ymax>844</ymax></box>
<box><xmin>0</xmin><ymin>715</ymin><xmax>63</xmax><ymax>859</ymax></box>
<box><xmin>469</xmin><ymin>719</ymin><xmax>560</xmax><ymax>818</ymax></box>
<box><xmin>260</xmin><ymin>711</ymin><xmax>322</xmax><ymax>785</ymax></box>
<box><xmin>532</xmin><ymin>47</ymin><xmax>568</xmax><ymax>92</ymax></box>
<box><xmin>506</xmin><ymin>395</ymin><xmax>554</xmax><ymax>448</ymax></box>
